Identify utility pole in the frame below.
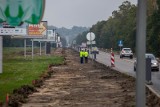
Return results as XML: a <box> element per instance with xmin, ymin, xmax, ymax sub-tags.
<box><xmin>136</xmin><ymin>0</ymin><xmax>147</xmax><ymax>107</ymax></box>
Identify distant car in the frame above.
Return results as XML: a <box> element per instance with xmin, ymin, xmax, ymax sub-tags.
<box><xmin>120</xmin><ymin>48</ymin><xmax>133</xmax><ymax>59</ymax></box>
<box><xmin>91</xmin><ymin>47</ymin><xmax>99</xmax><ymax>54</ymax></box>
<box><xmin>134</xmin><ymin>53</ymin><xmax>159</xmax><ymax>71</ymax></box>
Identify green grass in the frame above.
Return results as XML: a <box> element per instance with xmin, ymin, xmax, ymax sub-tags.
<box><xmin>0</xmin><ymin>47</ymin><xmax>64</xmax><ymax>102</ymax></box>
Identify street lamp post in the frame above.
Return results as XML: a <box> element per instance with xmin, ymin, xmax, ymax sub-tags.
<box><xmin>136</xmin><ymin>0</ymin><xmax>147</xmax><ymax>107</ymax></box>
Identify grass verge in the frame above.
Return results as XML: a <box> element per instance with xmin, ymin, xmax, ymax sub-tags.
<box><xmin>0</xmin><ymin>47</ymin><xmax>64</xmax><ymax>102</ymax></box>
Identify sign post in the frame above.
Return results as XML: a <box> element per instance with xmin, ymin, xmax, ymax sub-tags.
<box><xmin>0</xmin><ymin>36</ymin><xmax>2</xmax><ymax>73</ymax></box>
<box><xmin>86</xmin><ymin>32</ymin><xmax>95</xmax><ymax>60</ymax></box>
<box><xmin>40</xmin><ymin>41</ymin><xmax>42</xmax><ymax>56</ymax></box>
<box><xmin>118</xmin><ymin>40</ymin><xmax>123</xmax><ymax>51</ymax></box>
<box><xmin>24</xmin><ymin>39</ymin><xmax>26</xmax><ymax>58</ymax></box>
<box><xmin>31</xmin><ymin>39</ymin><xmax>34</xmax><ymax>59</ymax></box>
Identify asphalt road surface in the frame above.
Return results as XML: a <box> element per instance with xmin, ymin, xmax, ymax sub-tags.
<box><xmin>95</xmin><ymin>51</ymin><xmax>160</xmax><ymax>94</ymax></box>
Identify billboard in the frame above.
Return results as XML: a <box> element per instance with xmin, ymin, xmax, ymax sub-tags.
<box><xmin>0</xmin><ymin>22</ymin><xmax>27</xmax><ymax>35</ymax></box>
<box><xmin>27</xmin><ymin>21</ymin><xmax>47</xmax><ymax>38</ymax></box>
<box><xmin>0</xmin><ymin>0</ymin><xmax>44</xmax><ymax>26</ymax></box>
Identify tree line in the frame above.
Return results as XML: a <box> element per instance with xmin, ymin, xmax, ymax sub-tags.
<box><xmin>75</xmin><ymin>0</ymin><xmax>160</xmax><ymax>56</ymax></box>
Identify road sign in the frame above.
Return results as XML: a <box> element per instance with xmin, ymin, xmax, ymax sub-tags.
<box><xmin>87</xmin><ymin>41</ymin><xmax>96</xmax><ymax>45</ymax></box>
<box><xmin>86</xmin><ymin>32</ymin><xmax>95</xmax><ymax>41</ymax></box>
<box><xmin>118</xmin><ymin>40</ymin><xmax>123</xmax><ymax>47</ymax></box>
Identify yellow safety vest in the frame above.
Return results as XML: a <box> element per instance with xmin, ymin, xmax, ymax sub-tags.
<box><xmin>80</xmin><ymin>51</ymin><xmax>83</xmax><ymax>57</ymax></box>
<box><xmin>84</xmin><ymin>51</ymin><xmax>89</xmax><ymax>57</ymax></box>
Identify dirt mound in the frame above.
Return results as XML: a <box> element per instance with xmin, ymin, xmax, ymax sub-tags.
<box><xmin>8</xmin><ymin>85</ymin><xmax>37</xmax><ymax>107</ymax></box>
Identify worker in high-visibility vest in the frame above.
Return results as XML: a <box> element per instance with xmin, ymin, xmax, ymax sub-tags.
<box><xmin>80</xmin><ymin>49</ymin><xmax>84</xmax><ymax>64</ymax></box>
<box><xmin>84</xmin><ymin>49</ymin><xmax>89</xmax><ymax>63</ymax></box>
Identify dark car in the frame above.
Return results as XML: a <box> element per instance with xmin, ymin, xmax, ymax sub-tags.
<box><xmin>134</xmin><ymin>53</ymin><xmax>159</xmax><ymax>71</ymax></box>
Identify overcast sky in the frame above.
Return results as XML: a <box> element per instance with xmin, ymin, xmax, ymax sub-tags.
<box><xmin>42</xmin><ymin>0</ymin><xmax>137</xmax><ymax>28</ymax></box>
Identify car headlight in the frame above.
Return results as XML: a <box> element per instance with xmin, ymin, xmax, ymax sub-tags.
<box><xmin>152</xmin><ymin>62</ymin><xmax>158</xmax><ymax>66</ymax></box>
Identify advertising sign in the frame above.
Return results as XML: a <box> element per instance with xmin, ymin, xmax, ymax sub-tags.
<box><xmin>0</xmin><ymin>28</ymin><xmax>27</xmax><ymax>35</ymax></box>
<box><xmin>0</xmin><ymin>0</ymin><xmax>44</xmax><ymax>26</ymax></box>
<box><xmin>0</xmin><ymin>22</ymin><xmax>27</xmax><ymax>35</ymax></box>
<box><xmin>28</xmin><ymin>21</ymin><xmax>47</xmax><ymax>38</ymax></box>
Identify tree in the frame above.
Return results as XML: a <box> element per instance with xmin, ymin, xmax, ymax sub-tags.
<box><xmin>147</xmin><ymin>0</ymin><xmax>160</xmax><ymax>56</ymax></box>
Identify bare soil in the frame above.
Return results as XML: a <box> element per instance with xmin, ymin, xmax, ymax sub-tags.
<box><xmin>6</xmin><ymin>48</ymin><xmax>160</xmax><ymax>107</ymax></box>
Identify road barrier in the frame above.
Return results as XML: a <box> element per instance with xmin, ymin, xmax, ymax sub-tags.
<box><xmin>111</xmin><ymin>48</ymin><xmax>115</xmax><ymax>67</ymax></box>
<box><xmin>6</xmin><ymin>93</ymin><xmax>9</xmax><ymax>106</ymax></box>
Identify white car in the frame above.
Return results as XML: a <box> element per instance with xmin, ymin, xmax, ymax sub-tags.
<box><xmin>120</xmin><ymin>48</ymin><xmax>133</xmax><ymax>59</ymax></box>
<box><xmin>134</xmin><ymin>53</ymin><xmax>159</xmax><ymax>71</ymax></box>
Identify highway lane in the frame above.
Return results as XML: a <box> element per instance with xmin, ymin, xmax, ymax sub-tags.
<box><xmin>94</xmin><ymin>51</ymin><xmax>160</xmax><ymax>94</ymax></box>
<box><xmin>95</xmin><ymin>51</ymin><xmax>135</xmax><ymax>76</ymax></box>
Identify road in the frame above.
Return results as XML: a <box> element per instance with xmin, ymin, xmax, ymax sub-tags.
<box><xmin>95</xmin><ymin>51</ymin><xmax>160</xmax><ymax>94</ymax></box>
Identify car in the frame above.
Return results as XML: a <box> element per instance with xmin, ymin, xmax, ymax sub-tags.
<box><xmin>91</xmin><ymin>47</ymin><xmax>99</xmax><ymax>54</ymax></box>
<box><xmin>120</xmin><ymin>48</ymin><xmax>133</xmax><ymax>59</ymax></box>
<box><xmin>134</xmin><ymin>53</ymin><xmax>159</xmax><ymax>71</ymax></box>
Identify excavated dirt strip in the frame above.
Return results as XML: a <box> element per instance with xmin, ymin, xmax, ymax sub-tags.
<box><xmin>21</xmin><ymin>48</ymin><xmax>136</xmax><ymax>107</ymax></box>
